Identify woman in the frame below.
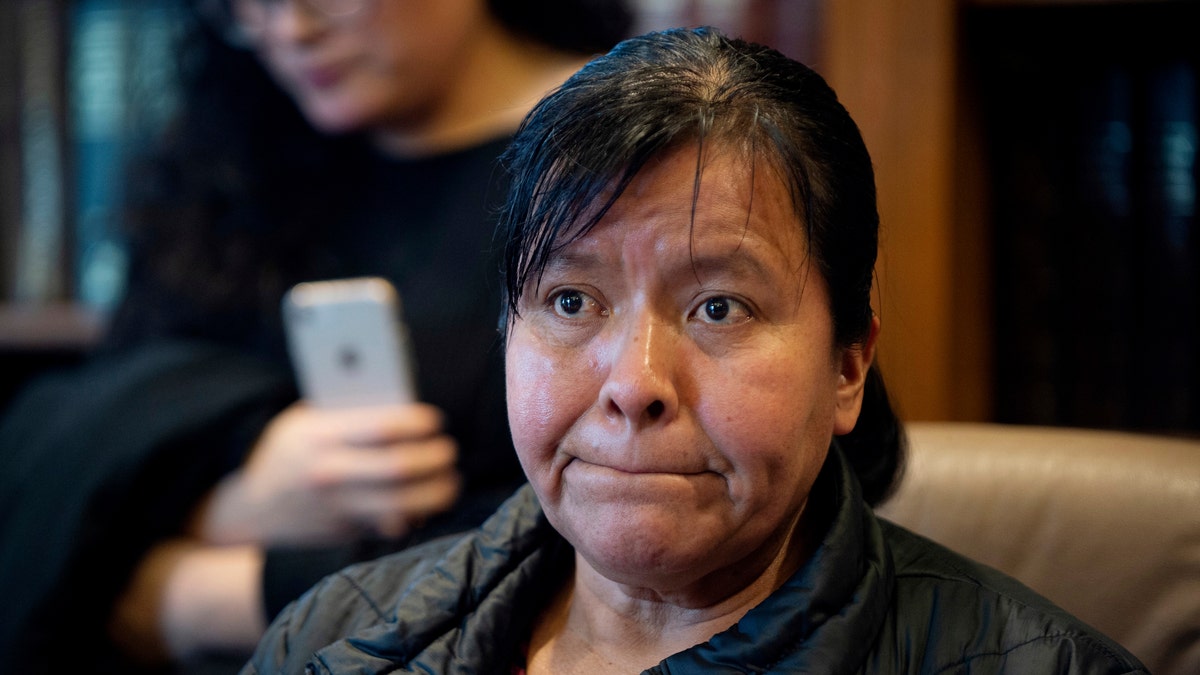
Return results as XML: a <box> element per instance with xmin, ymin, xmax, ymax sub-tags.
<box><xmin>0</xmin><ymin>0</ymin><xmax>630</xmax><ymax>670</ymax></box>
<box><xmin>243</xmin><ymin>27</ymin><xmax>1145</xmax><ymax>674</ymax></box>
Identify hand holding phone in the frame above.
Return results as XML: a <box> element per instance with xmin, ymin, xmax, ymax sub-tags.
<box><xmin>194</xmin><ymin>401</ymin><xmax>461</xmax><ymax>545</ymax></box>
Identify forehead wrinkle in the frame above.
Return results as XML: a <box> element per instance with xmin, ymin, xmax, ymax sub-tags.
<box><xmin>682</xmin><ymin>245</ymin><xmax>780</xmax><ymax>290</ymax></box>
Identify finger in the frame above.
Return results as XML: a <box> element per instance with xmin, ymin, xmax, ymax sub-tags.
<box><xmin>340</xmin><ymin>471</ymin><xmax>463</xmax><ymax>538</ymax></box>
<box><xmin>309</xmin><ymin>436</ymin><xmax>459</xmax><ymax>487</ymax></box>
<box><xmin>332</xmin><ymin>403</ymin><xmax>447</xmax><ymax>446</ymax></box>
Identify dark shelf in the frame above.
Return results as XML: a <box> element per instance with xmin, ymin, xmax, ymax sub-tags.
<box><xmin>0</xmin><ymin>302</ymin><xmax>106</xmax><ymax>351</ymax></box>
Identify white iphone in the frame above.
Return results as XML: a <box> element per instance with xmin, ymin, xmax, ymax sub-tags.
<box><xmin>282</xmin><ymin>277</ymin><xmax>417</xmax><ymax>408</ymax></box>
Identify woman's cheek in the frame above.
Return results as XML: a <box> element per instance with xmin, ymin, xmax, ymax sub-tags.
<box><xmin>507</xmin><ymin>331</ymin><xmax>581</xmax><ymax>454</ymax></box>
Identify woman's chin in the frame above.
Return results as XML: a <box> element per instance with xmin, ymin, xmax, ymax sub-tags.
<box><xmin>566</xmin><ymin>508</ymin><xmax>722</xmax><ymax>589</ymax></box>
<box><xmin>299</xmin><ymin>101</ymin><xmax>370</xmax><ymax>137</ymax></box>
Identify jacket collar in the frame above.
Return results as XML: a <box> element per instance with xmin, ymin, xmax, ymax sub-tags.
<box><xmin>310</xmin><ymin>444</ymin><xmax>893</xmax><ymax>674</ymax></box>
<box><xmin>309</xmin><ymin>483</ymin><xmax>568</xmax><ymax>672</ymax></box>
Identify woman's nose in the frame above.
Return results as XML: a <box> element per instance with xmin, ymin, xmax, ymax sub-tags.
<box><xmin>598</xmin><ymin>313</ymin><xmax>679</xmax><ymax>428</ymax></box>
<box><xmin>264</xmin><ymin>0</ymin><xmax>327</xmax><ymax>43</ymax></box>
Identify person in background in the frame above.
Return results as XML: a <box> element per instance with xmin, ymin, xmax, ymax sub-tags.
<box><xmin>243</xmin><ymin>26</ymin><xmax>1147</xmax><ymax>674</ymax></box>
<box><xmin>0</xmin><ymin>0</ymin><xmax>630</xmax><ymax>671</ymax></box>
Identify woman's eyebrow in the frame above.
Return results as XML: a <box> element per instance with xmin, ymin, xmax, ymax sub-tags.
<box><xmin>541</xmin><ymin>249</ymin><xmax>611</xmax><ymax>277</ymax></box>
<box><xmin>683</xmin><ymin>244</ymin><xmax>785</xmax><ymax>286</ymax></box>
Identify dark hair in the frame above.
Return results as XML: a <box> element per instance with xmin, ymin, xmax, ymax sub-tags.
<box><xmin>499</xmin><ymin>27</ymin><xmax>903</xmax><ymax>504</ymax></box>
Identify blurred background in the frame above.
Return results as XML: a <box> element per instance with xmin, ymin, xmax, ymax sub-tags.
<box><xmin>1</xmin><ymin>0</ymin><xmax>1196</xmax><ymax>434</ymax></box>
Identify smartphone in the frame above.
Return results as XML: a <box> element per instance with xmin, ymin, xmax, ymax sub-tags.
<box><xmin>282</xmin><ymin>277</ymin><xmax>418</xmax><ymax>408</ymax></box>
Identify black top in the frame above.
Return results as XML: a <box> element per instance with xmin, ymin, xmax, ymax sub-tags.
<box><xmin>0</xmin><ymin>136</ymin><xmax>525</xmax><ymax>673</ymax></box>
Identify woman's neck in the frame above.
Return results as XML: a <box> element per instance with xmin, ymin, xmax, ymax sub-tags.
<box><xmin>371</xmin><ymin>21</ymin><xmax>588</xmax><ymax>158</ymax></box>
<box><xmin>526</xmin><ymin>509</ymin><xmax>815</xmax><ymax>673</ymax></box>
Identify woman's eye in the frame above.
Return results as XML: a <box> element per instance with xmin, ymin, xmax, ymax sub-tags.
<box><xmin>551</xmin><ymin>289</ymin><xmax>599</xmax><ymax>318</ymax></box>
<box><xmin>694</xmin><ymin>296</ymin><xmax>751</xmax><ymax>324</ymax></box>
<box><xmin>705</xmin><ymin>297</ymin><xmax>731</xmax><ymax>321</ymax></box>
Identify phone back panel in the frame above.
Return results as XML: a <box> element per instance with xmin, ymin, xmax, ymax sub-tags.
<box><xmin>283</xmin><ymin>278</ymin><xmax>417</xmax><ymax>408</ymax></box>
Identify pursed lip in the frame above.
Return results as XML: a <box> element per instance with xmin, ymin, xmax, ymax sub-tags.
<box><xmin>565</xmin><ymin>454</ymin><xmax>710</xmax><ymax>477</ymax></box>
<box><xmin>561</xmin><ymin>429</ymin><xmax>717</xmax><ymax>477</ymax></box>
<box><xmin>560</xmin><ymin>459</ymin><xmax>718</xmax><ymax>506</ymax></box>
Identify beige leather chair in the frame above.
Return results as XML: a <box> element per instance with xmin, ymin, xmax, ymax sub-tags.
<box><xmin>877</xmin><ymin>422</ymin><xmax>1200</xmax><ymax>675</ymax></box>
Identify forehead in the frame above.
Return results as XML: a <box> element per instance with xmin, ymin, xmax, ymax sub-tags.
<box><xmin>562</xmin><ymin>143</ymin><xmax>807</xmax><ymax>268</ymax></box>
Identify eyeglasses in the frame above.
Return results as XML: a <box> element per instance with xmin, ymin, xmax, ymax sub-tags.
<box><xmin>198</xmin><ymin>0</ymin><xmax>372</xmax><ymax>47</ymax></box>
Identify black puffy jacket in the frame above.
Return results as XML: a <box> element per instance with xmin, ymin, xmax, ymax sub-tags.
<box><xmin>243</xmin><ymin>447</ymin><xmax>1147</xmax><ymax>674</ymax></box>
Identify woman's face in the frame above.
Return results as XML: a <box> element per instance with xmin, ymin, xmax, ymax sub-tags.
<box><xmin>244</xmin><ymin>0</ymin><xmax>489</xmax><ymax>134</ymax></box>
<box><xmin>506</xmin><ymin>144</ymin><xmax>873</xmax><ymax>596</ymax></box>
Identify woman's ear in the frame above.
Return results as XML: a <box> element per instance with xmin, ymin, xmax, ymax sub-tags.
<box><xmin>833</xmin><ymin>314</ymin><xmax>880</xmax><ymax>435</ymax></box>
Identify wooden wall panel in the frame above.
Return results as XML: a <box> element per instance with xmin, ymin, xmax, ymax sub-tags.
<box><xmin>822</xmin><ymin>0</ymin><xmax>989</xmax><ymax>421</ymax></box>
